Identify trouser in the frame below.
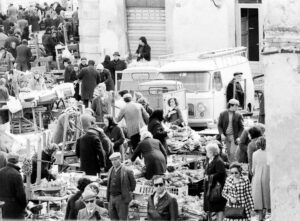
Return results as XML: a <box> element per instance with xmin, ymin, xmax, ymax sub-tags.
<box><xmin>130</xmin><ymin>133</ymin><xmax>141</xmax><ymax>151</ymax></box>
<box><xmin>109</xmin><ymin>195</ymin><xmax>129</xmax><ymax>221</ymax></box>
<box><xmin>225</xmin><ymin>135</ymin><xmax>238</xmax><ymax>162</ymax></box>
<box><xmin>16</xmin><ymin>62</ymin><xmax>29</xmax><ymax>71</ymax></box>
<box><xmin>83</xmin><ymin>99</ymin><xmax>89</xmax><ymax>108</ymax></box>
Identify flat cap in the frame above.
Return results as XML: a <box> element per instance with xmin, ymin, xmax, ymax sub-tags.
<box><xmin>228</xmin><ymin>99</ymin><xmax>240</xmax><ymax>105</ymax></box>
<box><xmin>109</xmin><ymin>152</ymin><xmax>121</xmax><ymax>160</ymax></box>
<box><xmin>7</xmin><ymin>153</ymin><xmax>19</xmax><ymax>164</ymax></box>
<box><xmin>233</xmin><ymin>72</ymin><xmax>243</xmax><ymax>76</ymax></box>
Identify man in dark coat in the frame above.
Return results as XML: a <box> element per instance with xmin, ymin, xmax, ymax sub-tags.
<box><xmin>88</xmin><ymin>125</ymin><xmax>114</xmax><ymax>172</ymax></box>
<box><xmin>76</xmin><ymin>114</ymin><xmax>106</xmax><ymax>175</ymax></box>
<box><xmin>147</xmin><ymin>175</ymin><xmax>178</xmax><ymax>221</ymax></box>
<box><xmin>96</xmin><ymin>64</ymin><xmax>114</xmax><ymax>91</ymax></box>
<box><xmin>65</xmin><ymin>178</ymin><xmax>91</xmax><ymax>220</ymax></box>
<box><xmin>226</xmin><ymin>72</ymin><xmax>245</xmax><ymax>108</ymax></box>
<box><xmin>217</xmin><ymin>99</ymin><xmax>244</xmax><ymax>162</ymax></box>
<box><xmin>15</xmin><ymin>39</ymin><xmax>32</xmax><ymax>71</ymax></box>
<box><xmin>79</xmin><ymin>57</ymin><xmax>88</xmax><ymax>70</ymax></box>
<box><xmin>63</xmin><ymin>59</ymin><xmax>77</xmax><ymax>83</ymax></box>
<box><xmin>107</xmin><ymin>152</ymin><xmax>136</xmax><ymax>221</ymax></box>
<box><xmin>0</xmin><ymin>153</ymin><xmax>27</xmax><ymax>219</ymax></box>
<box><xmin>77</xmin><ymin>60</ymin><xmax>101</xmax><ymax>107</ymax></box>
<box><xmin>4</xmin><ymin>31</ymin><xmax>20</xmax><ymax>57</ymax></box>
<box><xmin>42</xmin><ymin>28</ymin><xmax>56</xmax><ymax>57</ymax></box>
<box><xmin>111</xmin><ymin>51</ymin><xmax>127</xmax><ymax>84</ymax></box>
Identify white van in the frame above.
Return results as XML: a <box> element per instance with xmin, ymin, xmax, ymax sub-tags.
<box><xmin>159</xmin><ymin>47</ymin><xmax>254</xmax><ymax>127</ymax></box>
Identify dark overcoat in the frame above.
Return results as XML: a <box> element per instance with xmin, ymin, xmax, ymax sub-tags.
<box><xmin>148</xmin><ymin>118</ymin><xmax>168</xmax><ymax>147</ymax></box>
<box><xmin>76</xmin><ymin>129</ymin><xmax>106</xmax><ymax>175</ymax></box>
<box><xmin>136</xmin><ymin>44</ymin><xmax>151</xmax><ymax>61</ymax></box>
<box><xmin>131</xmin><ymin>138</ymin><xmax>167</xmax><ymax>180</ymax></box>
<box><xmin>0</xmin><ymin>163</ymin><xmax>27</xmax><ymax>219</ymax></box>
<box><xmin>78</xmin><ymin>66</ymin><xmax>101</xmax><ymax>100</ymax></box>
<box><xmin>15</xmin><ymin>44</ymin><xmax>32</xmax><ymax>64</ymax></box>
<box><xmin>203</xmin><ymin>156</ymin><xmax>227</xmax><ymax>212</ymax></box>
<box><xmin>104</xmin><ymin>124</ymin><xmax>125</xmax><ymax>152</ymax></box>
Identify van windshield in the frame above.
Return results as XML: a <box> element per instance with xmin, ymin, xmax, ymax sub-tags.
<box><xmin>160</xmin><ymin>72</ymin><xmax>210</xmax><ymax>92</ymax></box>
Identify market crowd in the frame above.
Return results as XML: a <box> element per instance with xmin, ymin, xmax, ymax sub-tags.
<box><xmin>0</xmin><ymin>3</ymin><xmax>269</xmax><ymax>221</ymax></box>
<box><xmin>0</xmin><ymin>1</ymin><xmax>79</xmax><ymax>72</ymax></box>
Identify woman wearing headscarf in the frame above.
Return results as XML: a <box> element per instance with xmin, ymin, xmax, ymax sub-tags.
<box><xmin>103</xmin><ymin>115</ymin><xmax>125</xmax><ymax>153</ymax></box>
<box><xmin>148</xmin><ymin>109</ymin><xmax>168</xmax><ymax>150</ymax></box>
<box><xmin>131</xmin><ymin>130</ymin><xmax>167</xmax><ymax>180</ymax></box>
<box><xmin>101</xmin><ymin>55</ymin><xmax>114</xmax><ymax>76</ymax></box>
<box><xmin>135</xmin><ymin>36</ymin><xmax>151</xmax><ymax>61</ymax></box>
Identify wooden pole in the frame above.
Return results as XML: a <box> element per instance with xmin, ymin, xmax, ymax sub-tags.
<box><xmin>61</xmin><ymin>114</ymin><xmax>69</xmax><ymax>165</ymax></box>
<box><xmin>26</xmin><ymin>139</ymin><xmax>31</xmax><ymax>200</ymax></box>
<box><xmin>36</xmin><ymin>134</ymin><xmax>43</xmax><ymax>185</ymax></box>
<box><xmin>34</xmin><ymin>33</ymin><xmax>40</xmax><ymax>63</ymax></box>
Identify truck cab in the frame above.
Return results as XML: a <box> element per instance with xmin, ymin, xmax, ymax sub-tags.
<box><xmin>159</xmin><ymin>47</ymin><xmax>255</xmax><ymax>128</ymax></box>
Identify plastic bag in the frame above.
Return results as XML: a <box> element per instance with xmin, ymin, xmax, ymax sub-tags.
<box><xmin>7</xmin><ymin>97</ymin><xmax>22</xmax><ymax>113</ymax></box>
<box><xmin>61</xmin><ymin>48</ymin><xmax>72</xmax><ymax>59</ymax></box>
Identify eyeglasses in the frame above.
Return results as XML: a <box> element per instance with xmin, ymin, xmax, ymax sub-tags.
<box><xmin>231</xmin><ymin>171</ymin><xmax>239</xmax><ymax>175</ymax></box>
<box><xmin>154</xmin><ymin>183</ymin><xmax>164</xmax><ymax>187</ymax></box>
<box><xmin>84</xmin><ymin>199</ymin><xmax>94</xmax><ymax>204</ymax></box>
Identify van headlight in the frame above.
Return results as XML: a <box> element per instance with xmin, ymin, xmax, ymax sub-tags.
<box><xmin>197</xmin><ymin>103</ymin><xmax>206</xmax><ymax>113</ymax></box>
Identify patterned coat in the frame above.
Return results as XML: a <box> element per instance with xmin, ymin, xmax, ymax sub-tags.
<box><xmin>222</xmin><ymin>176</ymin><xmax>254</xmax><ymax>221</ymax></box>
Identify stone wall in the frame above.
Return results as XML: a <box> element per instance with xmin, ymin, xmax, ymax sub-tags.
<box><xmin>263</xmin><ymin>1</ymin><xmax>300</xmax><ymax>220</ymax></box>
<box><xmin>92</xmin><ymin>0</ymin><xmax>235</xmax><ymax>60</ymax></box>
<box><xmin>78</xmin><ymin>0</ymin><xmax>101</xmax><ymax>62</ymax></box>
<box><xmin>169</xmin><ymin>0</ymin><xmax>235</xmax><ymax>54</ymax></box>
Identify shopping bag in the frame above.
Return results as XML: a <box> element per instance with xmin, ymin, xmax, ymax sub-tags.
<box><xmin>7</xmin><ymin>97</ymin><xmax>22</xmax><ymax>114</ymax></box>
<box><xmin>209</xmin><ymin>181</ymin><xmax>222</xmax><ymax>202</ymax></box>
<box><xmin>224</xmin><ymin>204</ymin><xmax>247</xmax><ymax>219</ymax></box>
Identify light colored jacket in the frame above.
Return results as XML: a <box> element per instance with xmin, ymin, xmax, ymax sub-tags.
<box><xmin>116</xmin><ymin>101</ymin><xmax>149</xmax><ymax>137</ymax></box>
<box><xmin>77</xmin><ymin>205</ymin><xmax>108</xmax><ymax>221</ymax></box>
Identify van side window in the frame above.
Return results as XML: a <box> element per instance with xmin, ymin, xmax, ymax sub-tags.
<box><xmin>213</xmin><ymin>71</ymin><xmax>223</xmax><ymax>91</ymax></box>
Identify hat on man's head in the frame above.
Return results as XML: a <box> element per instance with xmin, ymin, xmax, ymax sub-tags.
<box><xmin>113</xmin><ymin>52</ymin><xmax>120</xmax><ymax>57</ymax></box>
<box><xmin>118</xmin><ymin>90</ymin><xmax>129</xmax><ymax>97</ymax></box>
<box><xmin>228</xmin><ymin>99</ymin><xmax>240</xmax><ymax>105</ymax></box>
<box><xmin>7</xmin><ymin>153</ymin><xmax>19</xmax><ymax>164</ymax></box>
<box><xmin>233</xmin><ymin>72</ymin><xmax>243</xmax><ymax>76</ymax></box>
<box><xmin>81</xmin><ymin>57</ymin><xmax>87</xmax><ymax>61</ymax></box>
<box><xmin>123</xmin><ymin>93</ymin><xmax>132</xmax><ymax>99</ymax></box>
<box><xmin>83</xmin><ymin>108</ymin><xmax>95</xmax><ymax>117</ymax></box>
<box><xmin>109</xmin><ymin>152</ymin><xmax>121</xmax><ymax>161</ymax></box>
<box><xmin>82</xmin><ymin>185</ymin><xmax>97</xmax><ymax>201</ymax></box>
<box><xmin>96</xmin><ymin>64</ymin><xmax>104</xmax><ymax>70</ymax></box>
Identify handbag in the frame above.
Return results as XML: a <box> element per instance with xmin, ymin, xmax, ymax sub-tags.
<box><xmin>224</xmin><ymin>202</ymin><xmax>247</xmax><ymax>219</ymax></box>
<box><xmin>209</xmin><ymin>181</ymin><xmax>222</xmax><ymax>202</ymax></box>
